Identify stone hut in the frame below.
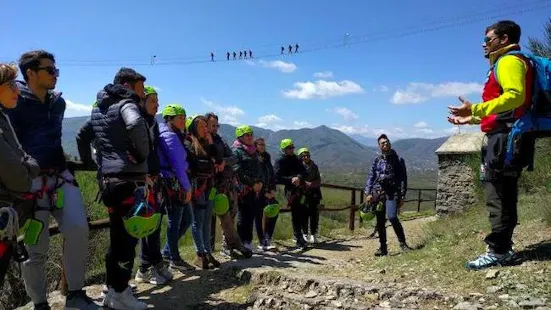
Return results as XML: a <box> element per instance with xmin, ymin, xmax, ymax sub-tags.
<box><xmin>435</xmin><ymin>132</ymin><xmax>485</xmax><ymax>215</ymax></box>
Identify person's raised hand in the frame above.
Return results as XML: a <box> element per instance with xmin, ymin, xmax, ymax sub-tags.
<box><xmin>448</xmin><ymin>96</ymin><xmax>473</xmax><ymax>117</ymax></box>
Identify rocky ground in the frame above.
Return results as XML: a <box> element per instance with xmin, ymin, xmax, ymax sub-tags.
<box><xmin>15</xmin><ymin>216</ymin><xmax>551</xmax><ymax>309</ymax></box>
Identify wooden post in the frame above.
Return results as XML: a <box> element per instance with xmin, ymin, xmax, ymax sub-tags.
<box><xmin>349</xmin><ymin>189</ymin><xmax>356</xmax><ymax>231</ymax></box>
<box><xmin>417</xmin><ymin>189</ymin><xmax>422</xmax><ymax>212</ymax></box>
<box><xmin>60</xmin><ymin>238</ymin><xmax>68</xmax><ymax>296</ymax></box>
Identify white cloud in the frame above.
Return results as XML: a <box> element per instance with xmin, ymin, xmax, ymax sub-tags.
<box><xmin>328</xmin><ymin>107</ymin><xmax>359</xmax><ymax>121</ymax></box>
<box><xmin>255</xmin><ymin>114</ymin><xmax>283</xmax><ymax>129</ymax></box>
<box><xmin>390</xmin><ymin>82</ymin><xmax>483</xmax><ymax>105</ymax></box>
<box><xmin>201</xmin><ymin>98</ymin><xmax>244</xmax><ymax>116</ymax></box>
<box><xmin>282</xmin><ymin>80</ymin><xmax>364</xmax><ymax>100</ymax></box>
<box><xmin>375</xmin><ymin>85</ymin><xmax>389</xmax><ymax>92</ymax></box>
<box><xmin>65</xmin><ymin>100</ymin><xmax>92</xmax><ymax>117</ymax></box>
<box><xmin>258</xmin><ymin>114</ymin><xmax>283</xmax><ymax>123</ymax></box>
<box><xmin>293</xmin><ymin>121</ymin><xmax>313</xmax><ymax>128</ymax></box>
<box><xmin>244</xmin><ymin>60</ymin><xmax>255</xmax><ymax>66</ymax></box>
<box><xmin>258</xmin><ymin>60</ymin><xmax>297</xmax><ymax>73</ymax></box>
<box><xmin>313</xmin><ymin>71</ymin><xmax>333</xmax><ymax>78</ymax></box>
<box><xmin>331</xmin><ymin>124</ymin><xmax>371</xmax><ymax>135</ymax></box>
<box><xmin>414</xmin><ymin>121</ymin><xmax>429</xmax><ymax>128</ymax></box>
<box><xmin>221</xmin><ymin>115</ymin><xmax>240</xmax><ymax>126</ymax></box>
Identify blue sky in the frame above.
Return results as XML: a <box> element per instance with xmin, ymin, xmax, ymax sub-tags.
<box><xmin>3</xmin><ymin>0</ymin><xmax>551</xmax><ymax>140</ymax></box>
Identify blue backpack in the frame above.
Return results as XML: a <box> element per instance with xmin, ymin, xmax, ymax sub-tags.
<box><xmin>501</xmin><ymin>51</ymin><xmax>551</xmax><ymax>169</ymax></box>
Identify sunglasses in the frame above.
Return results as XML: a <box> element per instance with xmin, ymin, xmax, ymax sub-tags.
<box><xmin>483</xmin><ymin>36</ymin><xmax>498</xmax><ymax>44</ymax></box>
<box><xmin>36</xmin><ymin>66</ymin><xmax>59</xmax><ymax>76</ymax></box>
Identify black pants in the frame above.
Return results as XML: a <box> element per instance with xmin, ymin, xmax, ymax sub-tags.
<box><xmin>102</xmin><ymin>178</ymin><xmax>141</xmax><ymax>293</ymax></box>
<box><xmin>253</xmin><ymin>198</ymin><xmax>278</xmax><ymax>244</ymax></box>
<box><xmin>482</xmin><ymin>132</ymin><xmax>520</xmax><ymax>254</ymax></box>
<box><xmin>237</xmin><ymin>192</ymin><xmax>263</xmax><ymax>244</ymax></box>
<box><xmin>139</xmin><ymin>223</ymin><xmax>162</xmax><ymax>272</ymax></box>
<box><xmin>302</xmin><ymin>198</ymin><xmax>320</xmax><ymax>235</ymax></box>
<box><xmin>287</xmin><ymin>192</ymin><xmax>306</xmax><ymax>240</ymax></box>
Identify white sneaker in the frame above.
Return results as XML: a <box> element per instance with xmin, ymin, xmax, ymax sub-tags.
<box><xmin>101</xmin><ymin>287</ymin><xmax>113</xmax><ymax>308</ymax></box>
<box><xmin>265</xmin><ymin>239</ymin><xmax>277</xmax><ymax>251</ymax></box>
<box><xmin>135</xmin><ymin>268</ymin><xmax>168</xmax><ymax>285</ymax></box>
<box><xmin>303</xmin><ymin>234</ymin><xmax>309</xmax><ymax>242</ymax></box>
<box><xmin>107</xmin><ymin>286</ymin><xmax>148</xmax><ymax>310</ymax></box>
<box><xmin>243</xmin><ymin>242</ymin><xmax>252</xmax><ymax>251</ymax></box>
<box><xmin>309</xmin><ymin>234</ymin><xmax>318</xmax><ymax>244</ymax></box>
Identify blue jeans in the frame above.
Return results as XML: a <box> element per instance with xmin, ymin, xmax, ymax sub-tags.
<box><xmin>191</xmin><ymin>192</ymin><xmax>213</xmax><ymax>254</ymax></box>
<box><xmin>162</xmin><ymin>202</ymin><xmax>193</xmax><ymax>261</ymax></box>
<box><xmin>375</xmin><ymin>195</ymin><xmax>406</xmax><ymax>249</ymax></box>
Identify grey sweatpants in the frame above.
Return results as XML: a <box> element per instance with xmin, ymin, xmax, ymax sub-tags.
<box><xmin>22</xmin><ymin>169</ymin><xmax>89</xmax><ymax>304</ymax></box>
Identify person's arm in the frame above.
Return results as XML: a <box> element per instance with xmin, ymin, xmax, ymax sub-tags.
<box><xmin>232</xmin><ymin>149</ymin><xmax>255</xmax><ymax>186</ymax></box>
<box><xmin>121</xmin><ymin>103</ymin><xmax>150</xmax><ymax>163</ymax></box>
<box><xmin>398</xmin><ymin>157</ymin><xmax>408</xmax><ymax>200</ymax></box>
<box><xmin>310</xmin><ymin>163</ymin><xmax>322</xmax><ymax>188</ymax></box>
<box><xmin>471</xmin><ymin>55</ymin><xmax>528</xmax><ymax>118</ymax></box>
<box><xmin>160</xmin><ymin>131</ymin><xmax>191</xmax><ymax>191</ymax></box>
<box><xmin>75</xmin><ymin>118</ymin><xmax>96</xmax><ymax>167</ymax></box>
<box><xmin>267</xmin><ymin>154</ymin><xmax>277</xmax><ymax>191</ymax></box>
<box><xmin>0</xmin><ymin>138</ymin><xmax>35</xmax><ymax>193</ymax></box>
<box><xmin>364</xmin><ymin>159</ymin><xmax>377</xmax><ymax>195</ymax></box>
<box><xmin>274</xmin><ymin>157</ymin><xmax>292</xmax><ymax>186</ymax></box>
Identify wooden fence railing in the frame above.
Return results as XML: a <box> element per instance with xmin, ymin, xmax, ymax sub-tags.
<box><xmin>39</xmin><ymin>164</ymin><xmax>436</xmax><ymax>295</ymax></box>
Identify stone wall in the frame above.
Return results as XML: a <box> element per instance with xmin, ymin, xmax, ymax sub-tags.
<box><xmin>435</xmin><ymin>154</ymin><xmax>479</xmax><ymax>215</ymax></box>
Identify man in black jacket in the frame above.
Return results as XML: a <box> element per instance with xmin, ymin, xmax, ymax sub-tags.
<box><xmin>77</xmin><ymin>68</ymin><xmax>151</xmax><ymax>310</ymax></box>
<box><xmin>274</xmin><ymin>138</ymin><xmax>308</xmax><ymax>249</ymax></box>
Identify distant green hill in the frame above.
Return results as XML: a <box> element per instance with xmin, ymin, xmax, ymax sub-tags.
<box><xmin>61</xmin><ymin>116</ymin><xmax>449</xmax><ymax>173</ymax></box>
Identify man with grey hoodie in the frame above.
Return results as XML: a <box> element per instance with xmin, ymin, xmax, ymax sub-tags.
<box><xmin>6</xmin><ymin>50</ymin><xmax>97</xmax><ymax>310</ymax></box>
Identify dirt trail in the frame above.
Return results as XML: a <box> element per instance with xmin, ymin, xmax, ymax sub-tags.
<box><xmin>16</xmin><ymin>217</ymin><xmax>448</xmax><ymax>309</ymax></box>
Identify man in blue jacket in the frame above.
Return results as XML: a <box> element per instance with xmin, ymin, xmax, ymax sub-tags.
<box><xmin>364</xmin><ymin>134</ymin><xmax>411</xmax><ymax>256</ymax></box>
<box><xmin>6</xmin><ymin>50</ymin><xmax>97</xmax><ymax>310</ymax></box>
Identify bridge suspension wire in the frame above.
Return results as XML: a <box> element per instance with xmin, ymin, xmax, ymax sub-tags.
<box><xmin>2</xmin><ymin>0</ymin><xmax>549</xmax><ymax>67</ymax></box>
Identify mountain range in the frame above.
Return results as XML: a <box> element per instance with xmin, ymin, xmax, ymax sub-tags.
<box><xmin>61</xmin><ymin>116</ymin><xmax>449</xmax><ymax>172</ymax></box>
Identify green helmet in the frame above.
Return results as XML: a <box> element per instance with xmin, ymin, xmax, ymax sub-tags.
<box><xmin>162</xmin><ymin>104</ymin><xmax>186</xmax><ymax>118</ymax></box>
<box><xmin>264</xmin><ymin>203</ymin><xmax>280</xmax><ymax>218</ymax></box>
<box><xmin>297</xmin><ymin>147</ymin><xmax>310</xmax><ymax>157</ymax></box>
<box><xmin>122</xmin><ymin>186</ymin><xmax>161</xmax><ymax>239</ymax></box>
<box><xmin>144</xmin><ymin>85</ymin><xmax>158</xmax><ymax>97</ymax></box>
<box><xmin>213</xmin><ymin>193</ymin><xmax>230</xmax><ymax>216</ymax></box>
<box><xmin>280</xmin><ymin>138</ymin><xmax>294</xmax><ymax>150</ymax></box>
<box><xmin>359</xmin><ymin>202</ymin><xmax>375</xmax><ymax>222</ymax></box>
<box><xmin>235</xmin><ymin>125</ymin><xmax>253</xmax><ymax>138</ymax></box>
<box><xmin>186</xmin><ymin>114</ymin><xmax>199</xmax><ymax>131</ymax></box>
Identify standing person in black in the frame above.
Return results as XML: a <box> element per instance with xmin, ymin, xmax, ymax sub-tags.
<box><xmin>298</xmin><ymin>147</ymin><xmax>322</xmax><ymax>244</ymax></box>
<box><xmin>255</xmin><ymin>138</ymin><xmax>278</xmax><ymax>251</ymax></box>
<box><xmin>77</xmin><ymin>67</ymin><xmax>151</xmax><ymax>310</ymax></box>
<box><xmin>274</xmin><ymin>138</ymin><xmax>308</xmax><ymax>249</ymax></box>
<box><xmin>364</xmin><ymin>134</ymin><xmax>410</xmax><ymax>257</ymax></box>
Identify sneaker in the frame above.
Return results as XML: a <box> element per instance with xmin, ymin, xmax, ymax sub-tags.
<box><xmin>465</xmin><ymin>250</ymin><xmax>516</xmax><ymax>270</ymax></box>
<box><xmin>243</xmin><ymin>242</ymin><xmax>252</xmax><ymax>251</ymax></box>
<box><xmin>400</xmin><ymin>242</ymin><xmax>412</xmax><ymax>252</ymax></box>
<box><xmin>374</xmin><ymin>247</ymin><xmax>388</xmax><ymax>256</ymax></box>
<box><xmin>309</xmin><ymin>234</ymin><xmax>318</xmax><ymax>244</ymax></box>
<box><xmin>265</xmin><ymin>239</ymin><xmax>277</xmax><ymax>251</ymax></box>
<box><xmin>296</xmin><ymin>238</ymin><xmax>308</xmax><ymax>250</ymax></box>
<box><xmin>101</xmin><ymin>285</ymin><xmax>136</xmax><ymax>301</ymax></box>
<box><xmin>107</xmin><ymin>286</ymin><xmax>147</xmax><ymax>310</ymax></box>
<box><xmin>170</xmin><ymin>258</ymin><xmax>195</xmax><ymax>271</ymax></box>
<box><xmin>303</xmin><ymin>234</ymin><xmax>309</xmax><ymax>243</ymax></box>
<box><xmin>64</xmin><ymin>290</ymin><xmax>100</xmax><ymax>310</ymax></box>
<box><xmin>135</xmin><ymin>268</ymin><xmax>168</xmax><ymax>285</ymax></box>
<box><xmin>220</xmin><ymin>246</ymin><xmax>240</xmax><ymax>259</ymax></box>
<box><xmin>239</xmin><ymin>246</ymin><xmax>253</xmax><ymax>258</ymax></box>
<box><xmin>101</xmin><ymin>288</ymin><xmax>113</xmax><ymax>308</ymax></box>
<box><xmin>154</xmin><ymin>263</ymin><xmax>174</xmax><ymax>281</ymax></box>
<box><xmin>34</xmin><ymin>302</ymin><xmax>51</xmax><ymax>310</ymax></box>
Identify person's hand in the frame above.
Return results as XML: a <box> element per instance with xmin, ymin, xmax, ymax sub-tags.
<box><xmin>448</xmin><ymin>96</ymin><xmax>473</xmax><ymax>117</ymax></box>
<box><xmin>447</xmin><ymin>115</ymin><xmax>473</xmax><ymax>125</ymax></box>
<box><xmin>206</xmin><ymin>133</ymin><xmax>213</xmax><ymax>144</ymax></box>
<box><xmin>126</xmin><ymin>151</ymin><xmax>138</xmax><ymax>164</ymax></box>
<box><xmin>182</xmin><ymin>190</ymin><xmax>192</xmax><ymax>204</ymax></box>
<box><xmin>365</xmin><ymin>194</ymin><xmax>372</xmax><ymax>203</ymax></box>
<box><xmin>253</xmin><ymin>182</ymin><xmax>263</xmax><ymax>193</ymax></box>
<box><xmin>291</xmin><ymin>177</ymin><xmax>300</xmax><ymax>186</ymax></box>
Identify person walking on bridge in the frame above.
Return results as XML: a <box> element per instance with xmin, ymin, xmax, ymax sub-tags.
<box><xmin>364</xmin><ymin>134</ymin><xmax>410</xmax><ymax>256</ymax></box>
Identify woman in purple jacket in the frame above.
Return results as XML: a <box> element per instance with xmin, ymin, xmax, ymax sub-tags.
<box><xmin>157</xmin><ymin>104</ymin><xmax>194</xmax><ymax>271</ymax></box>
